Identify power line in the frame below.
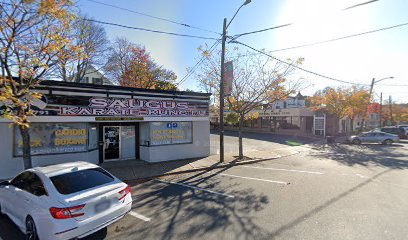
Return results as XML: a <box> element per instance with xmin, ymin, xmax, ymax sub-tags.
<box><xmin>176</xmin><ymin>40</ymin><xmax>221</xmax><ymax>87</ymax></box>
<box><xmin>231</xmin><ymin>0</ymin><xmax>383</xmax><ymax>40</ymax></box>
<box><xmin>343</xmin><ymin>0</ymin><xmax>379</xmax><ymax>10</ymax></box>
<box><xmin>376</xmin><ymin>84</ymin><xmax>408</xmax><ymax>87</ymax></box>
<box><xmin>266</xmin><ymin>22</ymin><xmax>408</xmax><ymax>53</ymax></box>
<box><xmin>231</xmin><ymin>40</ymin><xmax>370</xmax><ymax>86</ymax></box>
<box><xmin>232</xmin><ymin>20</ymin><xmax>408</xmax><ymax>46</ymax></box>
<box><xmin>83</xmin><ymin>19</ymin><xmax>219</xmax><ymax>40</ymax></box>
<box><xmin>85</xmin><ymin>0</ymin><xmax>220</xmax><ymax>35</ymax></box>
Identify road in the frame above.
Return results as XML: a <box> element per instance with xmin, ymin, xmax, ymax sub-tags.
<box><xmin>1</xmin><ymin>135</ymin><xmax>407</xmax><ymax>240</ymax></box>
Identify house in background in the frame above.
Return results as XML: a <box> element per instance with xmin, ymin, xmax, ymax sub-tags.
<box><xmin>68</xmin><ymin>65</ymin><xmax>113</xmax><ymax>85</ymax></box>
<box><xmin>270</xmin><ymin>92</ymin><xmax>306</xmax><ymax>110</ymax></box>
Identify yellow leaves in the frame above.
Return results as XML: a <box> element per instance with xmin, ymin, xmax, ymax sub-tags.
<box><xmin>308</xmin><ymin>86</ymin><xmax>371</xmax><ymax>119</ymax></box>
<box><xmin>245</xmin><ymin>111</ymin><xmax>259</xmax><ymax>121</ymax></box>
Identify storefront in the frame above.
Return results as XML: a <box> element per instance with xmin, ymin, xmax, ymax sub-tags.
<box><xmin>0</xmin><ymin>81</ymin><xmax>211</xmax><ymax>179</ymax></box>
<box><xmin>218</xmin><ymin>108</ymin><xmax>314</xmax><ymax>135</ymax></box>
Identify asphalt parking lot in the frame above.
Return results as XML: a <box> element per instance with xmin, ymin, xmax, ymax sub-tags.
<box><xmin>1</xmin><ymin>139</ymin><xmax>407</xmax><ymax>240</ymax></box>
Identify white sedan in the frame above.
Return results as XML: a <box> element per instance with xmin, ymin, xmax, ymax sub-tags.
<box><xmin>0</xmin><ymin>162</ymin><xmax>132</xmax><ymax>240</ymax></box>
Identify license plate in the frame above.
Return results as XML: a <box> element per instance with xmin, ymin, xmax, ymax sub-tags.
<box><xmin>94</xmin><ymin>200</ymin><xmax>111</xmax><ymax>213</ymax></box>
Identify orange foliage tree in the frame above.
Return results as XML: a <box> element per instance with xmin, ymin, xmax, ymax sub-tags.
<box><xmin>0</xmin><ymin>0</ymin><xmax>80</xmax><ymax>169</ymax></box>
<box><xmin>105</xmin><ymin>38</ymin><xmax>177</xmax><ymax>90</ymax></box>
<box><xmin>345</xmin><ymin>87</ymin><xmax>370</xmax><ymax>130</ymax></box>
<box><xmin>309</xmin><ymin>87</ymin><xmax>349</xmax><ymax>119</ymax></box>
<box><xmin>309</xmin><ymin>86</ymin><xmax>370</xmax><ymax>132</ymax></box>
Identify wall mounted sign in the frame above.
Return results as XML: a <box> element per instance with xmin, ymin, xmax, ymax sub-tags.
<box><xmin>25</xmin><ymin>96</ymin><xmax>209</xmax><ymax>117</ymax></box>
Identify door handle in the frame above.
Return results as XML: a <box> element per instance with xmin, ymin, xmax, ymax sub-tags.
<box><xmin>24</xmin><ymin>198</ymin><xmax>30</xmax><ymax>203</ymax></box>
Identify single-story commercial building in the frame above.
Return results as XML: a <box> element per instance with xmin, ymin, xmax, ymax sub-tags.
<box><xmin>0</xmin><ymin>81</ymin><xmax>211</xmax><ymax>179</ymax></box>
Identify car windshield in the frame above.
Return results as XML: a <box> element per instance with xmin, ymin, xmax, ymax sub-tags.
<box><xmin>50</xmin><ymin>167</ymin><xmax>114</xmax><ymax>195</ymax></box>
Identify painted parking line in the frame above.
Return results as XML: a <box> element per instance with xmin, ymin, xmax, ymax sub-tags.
<box><xmin>156</xmin><ymin>179</ymin><xmax>235</xmax><ymax>199</ymax></box>
<box><xmin>239</xmin><ymin>166</ymin><xmax>324</xmax><ymax>175</ymax></box>
<box><xmin>128</xmin><ymin>211</ymin><xmax>151</xmax><ymax>222</ymax></box>
<box><xmin>218</xmin><ymin>173</ymin><xmax>289</xmax><ymax>185</ymax></box>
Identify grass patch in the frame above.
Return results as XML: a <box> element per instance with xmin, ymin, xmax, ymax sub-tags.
<box><xmin>285</xmin><ymin>140</ymin><xmax>302</xmax><ymax>146</ymax></box>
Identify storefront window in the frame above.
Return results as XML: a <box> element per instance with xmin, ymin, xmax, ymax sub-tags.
<box><xmin>150</xmin><ymin>122</ymin><xmax>193</xmax><ymax>146</ymax></box>
<box><xmin>14</xmin><ymin>123</ymin><xmax>93</xmax><ymax>156</ymax></box>
<box><xmin>88</xmin><ymin>123</ymin><xmax>98</xmax><ymax>150</ymax></box>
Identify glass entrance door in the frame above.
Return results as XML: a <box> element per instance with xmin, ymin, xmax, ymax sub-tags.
<box><xmin>103</xmin><ymin>126</ymin><xmax>120</xmax><ymax>160</ymax></box>
<box><xmin>121</xmin><ymin>125</ymin><xmax>136</xmax><ymax>159</ymax></box>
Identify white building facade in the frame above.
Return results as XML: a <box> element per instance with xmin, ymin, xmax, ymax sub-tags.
<box><xmin>0</xmin><ymin>81</ymin><xmax>211</xmax><ymax>179</ymax></box>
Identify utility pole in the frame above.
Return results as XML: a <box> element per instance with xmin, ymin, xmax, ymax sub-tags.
<box><xmin>389</xmin><ymin>95</ymin><xmax>393</xmax><ymax>125</ymax></box>
<box><xmin>219</xmin><ymin>18</ymin><xmax>227</xmax><ymax>163</ymax></box>
<box><xmin>218</xmin><ymin>0</ymin><xmax>251</xmax><ymax>163</ymax></box>
<box><xmin>379</xmin><ymin>92</ymin><xmax>382</xmax><ymax>127</ymax></box>
<box><xmin>360</xmin><ymin>78</ymin><xmax>375</xmax><ymax>131</ymax></box>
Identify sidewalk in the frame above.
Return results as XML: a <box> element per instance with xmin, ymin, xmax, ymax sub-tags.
<box><xmin>101</xmin><ymin>143</ymin><xmax>318</xmax><ymax>182</ymax></box>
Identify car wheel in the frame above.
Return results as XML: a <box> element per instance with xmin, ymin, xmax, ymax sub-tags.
<box><xmin>352</xmin><ymin>139</ymin><xmax>361</xmax><ymax>145</ymax></box>
<box><xmin>26</xmin><ymin>216</ymin><xmax>39</xmax><ymax>240</ymax></box>
<box><xmin>383</xmin><ymin>139</ymin><xmax>393</xmax><ymax>145</ymax></box>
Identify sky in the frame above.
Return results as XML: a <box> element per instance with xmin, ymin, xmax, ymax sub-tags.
<box><xmin>77</xmin><ymin>0</ymin><xmax>408</xmax><ymax>103</ymax></box>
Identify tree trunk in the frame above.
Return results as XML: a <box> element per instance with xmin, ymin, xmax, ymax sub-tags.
<box><xmin>19</xmin><ymin>125</ymin><xmax>32</xmax><ymax>169</ymax></box>
<box><xmin>350</xmin><ymin>118</ymin><xmax>354</xmax><ymax>133</ymax></box>
<box><xmin>238</xmin><ymin>113</ymin><xmax>244</xmax><ymax>159</ymax></box>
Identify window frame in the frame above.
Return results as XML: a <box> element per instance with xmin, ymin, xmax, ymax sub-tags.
<box><xmin>147</xmin><ymin>121</ymin><xmax>193</xmax><ymax>147</ymax></box>
<box><xmin>11</xmin><ymin>171</ymin><xmax>48</xmax><ymax>196</ymax></box>
<box><xmin>13</xmin><ymin>123</ymin><xmax>98</xmax><ymax>157</ymax></box>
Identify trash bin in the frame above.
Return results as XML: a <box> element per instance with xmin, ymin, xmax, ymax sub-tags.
<box><xmin>326</xmin><ymin>136</ymin><xmax>334</xmax><ymax>144</ymax></box>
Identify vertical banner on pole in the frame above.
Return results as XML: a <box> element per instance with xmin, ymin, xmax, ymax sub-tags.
<box><xmin>224</xmin><ymin>61</ymin><xmax>233</xmax><ymax>96</ymax></box>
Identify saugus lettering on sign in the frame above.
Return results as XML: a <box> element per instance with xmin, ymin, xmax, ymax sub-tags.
<box><xmin>59</xmin><ymin>98</ymin><xmax>207</xmax><ymax>117</ymax></box>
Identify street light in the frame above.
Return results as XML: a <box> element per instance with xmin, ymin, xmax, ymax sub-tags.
<box><xmin>373</xmin><ymin>76</ymin><xmax>394</xmax><ymax>84</ymax></box>
<box><xmin>219</xmin><ymin>0</ymin><xmax>251</xmax><ymax>163</ymax></box>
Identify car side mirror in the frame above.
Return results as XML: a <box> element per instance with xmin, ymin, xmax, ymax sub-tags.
<box><xmin>0</xmin><ymin>180</ymin><xmax>10</xmax><ymax>186</ymax></box>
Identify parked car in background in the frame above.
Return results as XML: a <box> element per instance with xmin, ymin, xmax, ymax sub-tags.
<box><xmin>0</xmin><ymin>162</ymin><xmax>132</xmax><ymax>240</ymax></box>
<box><xmin>348</xmin><ymin>131</ymin><xmax>400</xmax><ymax>145</ymax></box>
<box><xmin>398</xmin><ymin>125</ymin><xmax>408</xmax><ymax>137</ymax></box>
<box><xmin>381</xmin><ymin>126</ymin><xmax>406</xmax><ymax>139</ymax></box>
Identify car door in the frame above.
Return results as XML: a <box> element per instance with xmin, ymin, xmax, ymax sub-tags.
<box><xmin>0</xmin><ymin>180</ymin><xmax>12</xmax><ymax>215</ymax></box>
<box><xmin>375</xmin><ymin>133</ymin><xmax>386</xmax><ymax>143</ymax></box>
<box><xmin>7</xmin><ymin>171</ymin><xmax>31</xmax><ymax>229</ymax></box>
<box><xmin>13</xmin><ymin>172</ymin><xmax>49</xmax><ymax>230</ymax></box>
<box><xmin>359</xmin><ymin>133</ymin><xmax>371</xmax><ymax>143</ymax></box>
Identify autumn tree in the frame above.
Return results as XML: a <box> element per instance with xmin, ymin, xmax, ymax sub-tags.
<box><xmin>309</xmin><ymin>87</ymin><xmax>348</xmax><ymax>118</ymax></box>
<box><xmin>196</xmin><ymin>45</ymin><xmax>304</xmax><ymax>158</ymax></box>
<box><xmin>345</xmin><ymin>86</ymin><xmax>370</xmax><ymax>131</ymax></box>
<box><xmin>0</xmin><ymin>0</ymin><xmax>80</xmax><ymax>169</ymax></box>
<box><xmin>382</xmin><ymin>102</ymin><xmax>408</xmax><ymax>125</ymax></box>
<box><xmin>309</xmin><ymin>86</ymin><xmax>371</xmax><ymax>133</ymax></box>
<box><xmin>309</xmin><ymin>87</ymin><xmax>349</xmax><ymax>134</ymax></box>
<box><xmin>54</xmin><ymin>16</ymin><xmax>110</xmax><ymax>82</ymax></box>
<box><xmin>105</xmin><ymin>37</ymin><xmax>177</xmax><ymax>90</ymax></box>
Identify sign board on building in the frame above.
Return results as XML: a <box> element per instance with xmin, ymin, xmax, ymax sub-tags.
<box><xmin>9</xmin><ymin>96</ymin><xmax>209</xmax><ymax>117</ymax></box>
<box><xmin>224</xmin><ymin>61</ymin><xmax>233</xmax><ymax>96</ymax></box>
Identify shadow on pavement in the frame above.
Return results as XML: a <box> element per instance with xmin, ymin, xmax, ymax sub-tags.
<box><xmin>113</xmin><ymin>167</ymin><xmax>271</xmax><ymax>240</ymax></box>
<box><xmin>268</xmin><ymin>169</ymin><xmax>391</xmax><ymax>238</ymax></box>
<box><xmin>310</xmin><ymin>143</ymin><xmax>408</xmax><ymax>169</ymax></box>
<box><xmin>0</xmin><ymin>213</ymin><xmax>107</xmax><ymax>240</ymax></box>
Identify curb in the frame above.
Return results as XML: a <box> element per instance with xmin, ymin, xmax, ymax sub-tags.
<box><xmin>124</xmin><ymin>155</ymin><xmax>283</xmax><ymax>184</ymax></box>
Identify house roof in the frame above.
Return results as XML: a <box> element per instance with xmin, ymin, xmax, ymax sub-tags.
<box><xmin>36</xmin><ymin>80</ymin><xmax>212</xmax><ymax>97</ymax></box>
